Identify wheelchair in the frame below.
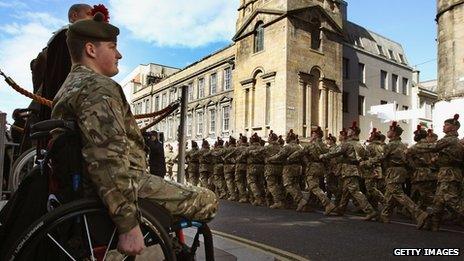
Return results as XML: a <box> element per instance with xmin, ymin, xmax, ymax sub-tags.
<box><xmin>3</xmin><ymin>119</ymin><xmax>215</xmax><ymax>261</ymax></box>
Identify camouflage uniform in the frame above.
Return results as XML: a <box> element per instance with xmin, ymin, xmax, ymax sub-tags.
<box><xmin>268</xmin><ymin>140</ymin><xmax>304</xmax><ymax>210</ymax></box>
<box><xmin>362</xmin><ymin>140</ymin><xmax>386</xmax><ymax>209</ymax></box>
<box><xmin>185</xmin><ymin>146</ymin><xmax>200</xmax><ymax>186</ymax></box>
<box><xmin>263</xmin><ymin>140</ymin><xmax>286</xmax><ymax>208</ymax></box>
<box><xmin>321</xmin><ymin>137</ymin><xmax>376</xmax><ymax>218</ymax></box>
<box><xmin>242</xmin><ymin>141</ymin><xmax>266</xmax><ymax>206</ymax></box>
<box><xmin>326</xmin><ymin>143</ymin><xmax>341</xmax><ymax>205</ymax></box>
<box><xmin>235</xmin><ymin>143</ymin><xmax>249</xmax><ymax>202</ymax></box>
<box><xmin>198</xmin><ymin>147</ymin><xmax>214</xmax><ymax>191</ymax></box>
<box><xmin>411</xmin><ymin>131</ymin><xmax>464</xmax><ymax>230</ymax></box>
<box><xmin>300</xmin><ymin>138</ymin><xmax>335</xmax><ymax>214</ymax></box>
<box><xmin>374</xmin><ymin>136</ymin><xmax>428</xmax><ymax>225</ymax></box>
<box><xmin>165</xmin><ymin>148</ymin><xmax>177</xmax><ymax>180</ymax></box>
<box><xmin>52</xmin><ymin>65</ymin><xmax>217</xmax><ymax>234</ymax></box>
<box><xmin>406</xmin><ymin>139</ymin><xmax>436</xmax><ymax>210</ymax></box>
<box><xmin>211</xmin><ymin>144</ymin><xmax>228</xmax><ymax>199</ymax></box>
<box><xmin>223</xmin><ymin>144</ymin><xmax>238</xmax><ymax>201</ymax></box>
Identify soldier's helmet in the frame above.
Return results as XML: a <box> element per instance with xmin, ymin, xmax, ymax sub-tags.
<box><xmin>278</xmin><ymin>135</ymin><xmax>285</xmax><ymax>145</ymax></box>
<box><xmin>286</xmin><ymin>129</ymin><xmax>297</xmax><ymax>143</ymax></box>
<box><xmin>229</xmin><ymin>136</ymin><xmax>237</xmax><ymax>146</ymax></box>
<box><xmin>444</xmin><ymin>114</ymin><xmax>460</xmax><ymax>129</ymax></box>
<box><xmin>389</xmin><ymin>121</ymin><xmax>403</xmax><ymax>136</ymax></box>
<box><xmin>368</xmin><ymin>128</ymin><xmax>381</xmax><ymax>141</ymax></box>
<box><xmin>326</xmin><ymin>133</ymin><xmax>336</xmax><ymax>143</ymax></box>
<box><xmin>311</xmin><ymin>126</ymin><xmax>324</xmax><ymax>138</ymax></box>
<box><xmin>250</xmin><ymin>133</ymin><xmax>260</xmax><ymax>143</ymax></box>
<box><xmin>413</xmin><ymin>125</ymin><xmax>427</xmax><ymax>142</ymax></box>
<box><xmin>201</xmin><ymin>139</ymin><xmax>210</xmax><ymax>149</ymax></box>
<box><xmin>268</xmin><ymin>130</ymin><xmax>279</xmax><ymax>143</ymax></box>
<box><xmin>191</xmin><ymin>140</ymin><xmax>198</xmax><ymax>148</ymax></box>
<box><xmin>349</xmin><ymin>121</ymin><xmax>361</xmax><ymax>136</ymax></box>
<box><xmin>216</xmin><ymin>137</ymin><xmax>224</xmax><ymax>147</ymax></box>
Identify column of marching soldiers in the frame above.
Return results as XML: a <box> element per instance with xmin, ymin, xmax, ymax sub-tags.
<box><xmin>183</xmin><ymin>114</ymin><xmax>464</xmax><ymax>231</ymax></box>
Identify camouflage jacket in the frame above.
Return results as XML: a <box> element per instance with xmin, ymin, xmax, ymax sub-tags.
<box><xmin>267</xmin><ymin>140</ymin><xmax>301</xmax><ymax>165</ymax></box>
<box><xmin>52</xmin><ymin>65</ymin><xmax>144</xmax><ymax>234</ymax></box>
<box><xmin>235</xmin><ymin>144</ymin><xmax>249</xmax><ymax>164</ymax></box>
<box><xmin>243</xmin><ymin>142</ymin><xmax>265</xmax><ymax>164</ymax></box>
<box><xmin>198</xmin><ymin>148</ymin><xmax>213</xmax><ymax>165</ymax></box>
<box><xmin>362</xmin><ymin>140</ymin><xmax>384</xmax><ymax>179</ymax></box>
<box><xmin>211</xmin><ymin>146</ymin><xmax>225</xmax><ymax>165</ymax></box>
<box><xmin>406</xmin><ymin>140</ymin><xmax>436</xmax><ymax>182</ymax></box>
<box><xmin>320</xmin><ymin>137</ymin><xmax>367</xmax><ymax>178</ymax></box>
<box><xmin>186</xmin><ymin>147</ymin><xmax>200</xmax><ymax>164</ymax></box>
<box><xmin>263</xmin><ymin>141</ymin><xmax>282</xmax><ymax>164</ymax></box>
<box><xmin>372</xmin><ymin>137</ymin><xmax>408</xmax><ymax>183</ymax></box>
<box><xmin>222</xmin><ymin>145</ymin><xmax>237</xmax><ymax>164</ymax></box>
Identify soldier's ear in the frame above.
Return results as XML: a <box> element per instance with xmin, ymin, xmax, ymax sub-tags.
<box><xmin>84</xmin><ymin>42</ymin><xmax>98</xmax><ymax>59</ymax></box>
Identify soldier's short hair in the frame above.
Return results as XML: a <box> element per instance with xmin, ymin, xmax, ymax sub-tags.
<box><xmin>68</xmin><ymin>4</ymin><xmax>91</xmax><ymax>22</ymax></box>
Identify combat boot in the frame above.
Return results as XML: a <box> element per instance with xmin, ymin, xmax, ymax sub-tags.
<box><xmin>324</xmin><ymin>203</ymin><xmax>336</xmax><ymax>216</ymax></box>
<box><xmin>332</xmin><ymin>206</ymin><xmax>345</xmax><ymax>216</ymax></box>
<box><xmin>296</xmin><ymin>198</ymin><xmax>308</xmax><ymax>212</ymax></box>
<box><xmin>363</xmin><ymin>211</ymin><xmax>379</xmax><ymax>221</ymax></box>
<box><xmin>270</xmin><ymin>201</ymin><xmax>286</xmax><ymax>209</ymax></box>
<box><xmin>416</xmin><ymin>211</ymin><xmax>429</xmax><ymax>230</ymax></box>
<box><xmin>378</xmin><ymin>215</ymin><xmax>390</xmax><ymax>223</ymax></box>
<box><xmin>238</xmin><ymin>197</ymin><xmax>248</xmax><ymax>203</ymax></box>
<box><xmin>227</xmin><ymin>195</ymin><xmax>238</xmax><ymax>201</ymax></box>
<box><xmin>252</xmin><ymin>198</ymin><xmax>265</xmax><ymax>206</ymax></box>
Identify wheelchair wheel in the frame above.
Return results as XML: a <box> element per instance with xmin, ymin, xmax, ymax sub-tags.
<box><xmin>9</xmin><ymin>147</ymin><xmax>37</xmax><ymax>193</ymax></box>
<box><xmin>4</xmin><ymin>198</ymin><xmax>176</xmax><ymax>261</ymax></box>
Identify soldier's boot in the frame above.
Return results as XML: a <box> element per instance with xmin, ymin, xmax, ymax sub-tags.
<box><xmin>324</xmin><ymin>203</ymin><xmax>336</xmax><ymax>216</ymax></box>
<box><xmin>270</xmin><ymin>201</ymin><xmax>286</xmax><ymax>209</ymax></box>
<box><xmin>416</xmin><ymin>211</ymin><xmax>429</xmax><ymax>230</ymax></box>
<box><xmin>238</xmin><ymin>197</ymin><xmax>248</xmax><ymax>203</ymax></box>
<box><xmin>296</xmin><ymin>197</ymin><xmax>309</xmax><ymax>212</ymax></box>
<box><xmin>378</xmin><ymin>215</ymin><xmax>390</xmax><ymax>223</ymax></box>
<box><xmin>227</xmin><ymin>195</ymin><xmax>238</xmax><ymax>201</ymax></box>
<box><xmin>252</xmin><ymin>198</ymin><xmax>265</xmax><ymax>206</ymax></box>
<box><xmin>363</xmin><ymin>210</ymin><xmax>379</xmax><ymax>221</ymax></box>
<box><xmin>332</xmin><ymin>206</ymin><xmax>345</xmax><ymax>216</ymax></box>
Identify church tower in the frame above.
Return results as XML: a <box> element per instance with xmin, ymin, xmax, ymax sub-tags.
<box><xmin>232</xmin><ymin>0</ymin><xmax>345</xmax><ymax>138</ymax></box>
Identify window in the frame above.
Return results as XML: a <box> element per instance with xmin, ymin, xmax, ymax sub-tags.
<box><xmin>168</xmin><ymin>118</ymin><xmax>172</xmax><ymax>139</ymax></box>
<box><xmin>402</xmin><ymin>78</ymin><xmax>409</xmax><ymax>95</ymax></box>
<box><xmin>342</xmin><ymin>92</ymin><xmax>349</xmax><ymax>113</ymax></box>
<box><xmin>311</xmin><ymin>27</ymin><xmax>322</xmax><ymax>51</ymax></box>
<box><xmin>224</xmin><ymin>67</ymin><xmax>232</xmax><ymax>90</ymax></box>
<box><xmin>254</xmin><ymin>22</ymin><xmax>264</xmax><ymax>53</ymax></box>
<box><xmin>380</xmin><ymin>70</ymin><xmax>387</xmax><ymax>89</ymax></box>
<box><xmin>196</xmin><ymin>111</ymin><xmax>203</xmax><ymax>135</ymax></box>
<box><xmin>223</xmin><ymin>106</ymin><xmax>230</xmax><ymax>131</ymax></box>
<box><xmin>343</xmin><ymin>58</ymin><xmax>349</xmax><ymax>79</ymax></box>
<box><xmin>209</xmin><ymin>108</ymin><xmax>216</xmax><ymax>133</ymax></box>
<box><xmin>154</xmin><ymin>96</ymin><xmax>160</xmax><ymax>111</ymax></box>
<box><xmin>145</xmin><ymin>98</ymin><xmax>151</xmax><ymax>113</ymax></box>
<box><xmin>377</xmin><ymin>45</ymin><xmax>384</xmax><ymax>56</ymax></box>
<box><xmin>169</xmin><ymin>90</ymin><xmax>175</xmax><ymax>103</ymax></box>
<box><xmin>265</xmin><ymin>83</ymin><xmax>271</xmax><ymax>125</ymax></box>
<box><xmin>358</xmin><ymin>95</ymin><xmax>365</xmax><ymax>115</ymax></box>
<box><xmin>355</xmin><ymin>37</ymin><xmax>364</xmax><ymax>48</ymax></box>
<box><xmin>398</xmin><ymin>53</ymin><xmax>406</xmax><ymax>64</ymax></box>
<box><xmin>187</xmin><ymin>114</ymin><xmax>192</xmax><ymax>137</ymax></box>
<box><xmin>388</xmin><ymin>49</ymin><xmax>395</xmax><ymax>60</ymax></box>
<box><xmin>161</xmin><ymin>93</ymin><xmax>167</xmax><ymax>108</ymax></box>
<box><xmin>391</xmin><ymin>74</ymin><xmax>398</xmax><ymax>93</ymax></box>
<box><xmin>402</xmin><ymin>105</ymin><xmax>409</xmax><ymax>111</ymax></box>
<box><xmin>188</xmin><ymin>82</ymin><xmax>194</xmax><ymax>101</ymax></box>
<box><xmin>380</xmin><ymin>100</ymin><xmax>388</xmax><ymax>105</ymax></box>
<box><xmin>358</xmin><ymin>63</ymin><xmax>365</xmax><ymax>84</ymax></box>
<box><xmin>198</xmin><ymin>78</ymin><xmax>205</xmax><ymax>98</ymax></box>
<box><xmin>210</xmin><ymin>73</ymin><xmax>217</xmax><ymax>95</ymax></box>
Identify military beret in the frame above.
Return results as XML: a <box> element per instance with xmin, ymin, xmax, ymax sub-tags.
<box><xmin>67</xmin><ymin>12</ymin><xmax>119</xmax><ymax>42</ymax></box>
<box><xmin>444</xmin><ymin>114</ymin><xmax>460</xmax><ymax>129</ymax></box>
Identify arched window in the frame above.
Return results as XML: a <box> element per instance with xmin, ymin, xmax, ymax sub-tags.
<box><xmin>254</xmin><ymin>22</ymin><xmax>264</xmax><ymax>53</ymax></box>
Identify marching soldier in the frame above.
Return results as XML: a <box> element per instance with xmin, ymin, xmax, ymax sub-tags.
<box><xmin>406</xmin><ymin>125</ymin><xmax>437</xmax><ymax>211</ymax></box>
<box><xmin>320</xmin><ymin>122</ymin><xmax>377</xmax><ymax>220</ymax></box>
<box><xmin>263</xmin><ymin>131</ymin><xmax>286</xmax><ymax>209</ymax></box>
<box><xmin>407</xmin><ymin>114</ymin><xmax>464</xmax><ymax>231</ymax></box>
<box><xmin>243</xmin><ymin>133</ymin><xmax>267</xmax><ymax>206</ymax></box>
<box><xmin>235</xmin><ymin>135</ymin><xmax>249</xmax><ymax>203</ymax></box>
<box><xmin>360</xmin><ymin>128</ymin><xmax>385</xmax><ymax>210</ymax></box>
<box><xmin>223</xmin><ymin>136</ymin><xmax>239</xmax><ymax>201</ymax></box>
<box><xmin>165</xmin><ymin>144</ymin><xmax>177</xmax><ymax>180</ymax></box>
<box><xmin>325</xmin><ymin>134</ymin><xmax>339</xmax><ymax>204</ymax></box>
<box><xmin>199</xmin><ymin>139</ymin><xmax>214</xmax><ymax>190</ymax></box>
<box><xmin>268</xmin><ymin>130</ymin><xmax>307</xmax><ymax>211</ymax></box>
<box><xmin>185</xmin><ymin>140</ymin><xmax>200</xmax><ymax>186</ymax></box>
<box><xmin>372</xmin><ymin>122</ymin><xmax>429</xmax><ymax>228</ymax></box>
<box><xmin>212</xmin><ymin>138</ymin><xmax>228</xmax><ymax>199</ymax></box>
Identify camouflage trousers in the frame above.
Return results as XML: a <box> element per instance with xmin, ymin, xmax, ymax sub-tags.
<box><xmin>411</xmin><ymin>180</ymin><xmax>436</xmax><ymax>210</ymax></box>
<box><xmin>326</xmin><ymin>172</ymin><xmax>341</xmax><ymax>205</ymax></box>
<box><xmin>264</xmin><ymin>164</ymin><xmax>285</xmax><ymax>204</ymax></box>
<box><xmin>187</xmin><ymin>163</ymin><xmax>200</xmax><ymax>186</ymax></box>
<box><xmin>224</xmin><ymin>164</ymin><xmax>238</xmax><ymax>200</ymax></box>
<box><xmin>431</xmin><ymin>181</ymin><xmax>464</xmax><ymax>225</ymax></box>
<box><xmin>306</xmin><ymin>174</ymin><xmax>332</xmax><ymax>208</ymax></box>
<box><xmin>199</xmin><ymin>164</ymin><xmax>214</xmax><ymax>191</ymax></box>
<box><xmin>246</xmin><ymin>164</ymin><xmax>266</xmax><ymax>204</ymax></box>
<box><xmin>365</xmin><ymin>178</ymin><xmax>385</xmax><ymax>209</ymax></box>
<box><xmin>167</xmin><ymin>164</ymin><xmax>174</xmax><ymax>179</ymax></box>
<box><xmin>282</xmin><ymin>164</ymin><xmax>304</xmax><ymax>204</ymax></box>
<box><xmin>235</xmin><ymin>163</ymin><xmax>248</xmax><ymax>201</ymax></box>
<box><xmin>213</xmin><ymin>164</ymin><xmax>228</xmax><ymax>199</ymax></box>
<box><xmin>381</xmin><ymin>182</ymin><xmax>426</xmax><ymax>220</ymax></box>
<box><xmin>338</xmin><ymin>176</ymin><xmax>375</xmax><ymax>214</ymax></box>
<box><xmin>138</xmin><ymin>174</ymin><xmax>218</xmax><ymax>222</ymax></box>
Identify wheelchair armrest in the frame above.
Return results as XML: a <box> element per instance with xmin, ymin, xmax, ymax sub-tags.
<box><xmin>29</xmin><ymin>130</ymin><xmax>51</xmax><ymax>140</ymax></box>
<box><xmin>31</xmin><ymin>119</ymin><xmax>76</xmax><ymax>133</ymax></box>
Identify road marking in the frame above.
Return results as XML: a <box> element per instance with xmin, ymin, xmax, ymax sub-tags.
<box><xmin>212</xmin><ymin>229</ymin><xmax>310</xmax><ymax>261</ymax></box>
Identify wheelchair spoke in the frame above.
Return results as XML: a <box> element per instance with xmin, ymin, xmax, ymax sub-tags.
<box><xmin>46</xmin><ymin>233</ymin><xmax>77</xmax><ymax>261</ymax></box>
<box><xmin>102</xmin><ymin>227</ymin><xmax>117</xmax><ymax>261</ymax></box>
<box><xmin>83</xmin><ymin>214</ymin><xmax>96</xmax><ymax>261</ymax></box>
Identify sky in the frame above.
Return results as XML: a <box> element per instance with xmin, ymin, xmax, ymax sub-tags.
<box><xmin>0</xmin><ymin>0</ymin><xmax>438</xmax><ymax>124</ymax></box>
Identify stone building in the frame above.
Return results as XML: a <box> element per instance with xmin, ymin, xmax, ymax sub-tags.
<box><xmin>127</xmin><ymin>0</ymin><xmax>418</xmax><ymax>145</ymax></box>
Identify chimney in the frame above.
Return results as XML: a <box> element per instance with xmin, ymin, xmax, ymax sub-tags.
<box><xmin>412</xmin><ymin>70</ymin><xmax>420</xmax><ymax>86</ymax></box>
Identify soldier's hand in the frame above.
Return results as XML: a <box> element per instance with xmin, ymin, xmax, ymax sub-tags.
<box><xmin>118</xmin><ymin>225</ymin><xmax>146</xmax><ymax>256</ymax></box>
<box><xmin>319</xmin><ymin>154</ymin><xmax>325</xmax><ymax>160</ymax></box>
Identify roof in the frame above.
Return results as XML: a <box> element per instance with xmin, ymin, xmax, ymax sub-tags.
<box><xmin>419</xmin><ymin>79</ymin><xmax>438</xmax><ymax>93</ymax></box>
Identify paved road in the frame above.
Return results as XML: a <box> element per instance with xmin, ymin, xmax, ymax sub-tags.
<box><xmin>209</xmin><ymin>200</ymin><xmax>464</xmax><ymax>260</ymax></box>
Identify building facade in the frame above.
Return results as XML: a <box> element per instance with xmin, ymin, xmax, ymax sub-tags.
<box><xmin>127</xmin><ymin>0</ymin><xmax>421</xmax><ymax>145</ymax></box>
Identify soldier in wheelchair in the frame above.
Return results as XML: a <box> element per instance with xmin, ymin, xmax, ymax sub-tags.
<box><xmin>1</xmin><ymin>12</ymin><xmax>217</xmax><ymax>261</ymax></box>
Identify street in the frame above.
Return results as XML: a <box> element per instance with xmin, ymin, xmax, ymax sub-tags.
<box><xmin>210</xmin><ymin>200</ymin><xmax>464</xmax><ymax>260</ymax></box>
